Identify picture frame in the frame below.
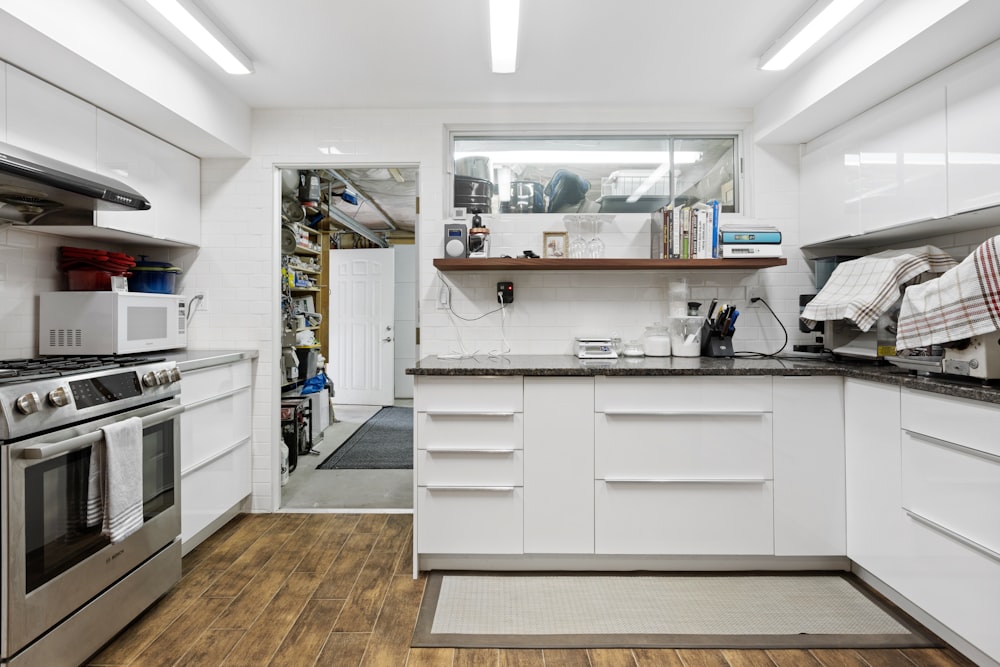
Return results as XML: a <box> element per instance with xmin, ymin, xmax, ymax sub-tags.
<box><xmin>543</xmin><ymin>231</ymin><xmax>569</xmax><ymax>258</ymax></box>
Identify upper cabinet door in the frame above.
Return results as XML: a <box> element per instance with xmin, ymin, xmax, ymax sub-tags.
<box><xmin>0</xmin><ymin>65</ymin><xmax>7</xmax><ymax>143</ymax></box>
<box><xmin>96</xmin><ymin>111</ymin><xmax>201</xmax><ymax>246</ymax></box>
<box><xmin>857</xmin><ymin>83</ymin><xmax>947</xmax><ymax>234</ymax></box>
<box><xmin>947</xmin><ymin>56</ymin><xmax>1000</xmax><ymax>215</ymax></box>
<box><xmin>6</xmin><ymin>66</ymin><xmax>97</xmax><ymax>170</ymax></box>
<box><xmin>800</xmin><ymin>129</ymin><xmax>860</xmax><ymax>246</ymax></box>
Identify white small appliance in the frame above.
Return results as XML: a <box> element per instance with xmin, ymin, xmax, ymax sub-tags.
<box><xmin>39</xmin><ymin>291</ymin><xmax>187</xmax><ymax>355</ymax></box>
<box><xmin>941</xmin><ymin>334</ymin><xmax>1000</xmax><ymax>380</ymax></box>
<box><xmin>575</xmin><ymin>337</ymin><xmax>618</xmax><ymax>359</ymax></box>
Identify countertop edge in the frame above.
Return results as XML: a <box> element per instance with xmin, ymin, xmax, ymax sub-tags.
<box><xmin>406</xmin><ymin>356</ymin><xmax>1000</xmax><ymax>405</ymax></box>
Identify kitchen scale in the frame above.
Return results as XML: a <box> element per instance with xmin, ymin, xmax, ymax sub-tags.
<box><xmin>575</xmin><ymin>337</ymin><xmax>618</xmax><ymax>359</ymax></box>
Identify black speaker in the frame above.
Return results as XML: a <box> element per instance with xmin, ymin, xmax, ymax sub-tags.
<box><xmin>444</xmin><ymin>223</ymin><xmax>468</xmax><ymax>258</ymax></box>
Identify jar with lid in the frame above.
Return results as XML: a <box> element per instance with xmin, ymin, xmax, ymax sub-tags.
<box><xmin>641</xmin><ymin>323</ymin><xmax>671</xmax><ymax>357</ymax></box>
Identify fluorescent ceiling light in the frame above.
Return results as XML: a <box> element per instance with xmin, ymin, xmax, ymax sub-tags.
<box><xmin>490</xmin><ymin>0</ymin><xmax>520</xmax><ymax>73</ymax></box>
<box><xmin>759</xmin><ymin>0</ymin><xmax>864</xmax><ymax>71</ymax></box>
<box><xmin>146</xmin><ymin>0</ymin><xmax>253</xmax><ymax>75</ymax></box>
<box><xmin>454</xmin><ymin>150</ymin><xmax>702</xmax><ymax>165</ymax></box>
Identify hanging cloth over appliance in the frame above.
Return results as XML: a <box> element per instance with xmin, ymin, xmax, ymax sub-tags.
<box><xmin>896</xmin><ymin>235</ymin><xmax>1000</xmax><ymax>350</ymax></box>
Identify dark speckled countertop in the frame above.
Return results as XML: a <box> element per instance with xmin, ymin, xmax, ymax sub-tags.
<box><xmin>407</xmin><ymin>354</ymin><xmax>1000</xmax><ymax>406</ymax></box>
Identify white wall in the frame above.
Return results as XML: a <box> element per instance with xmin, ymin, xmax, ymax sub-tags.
<box><xmin>394</xmin><ymin>244</ymin><xmax>416</xmax><ymax>399</ymax></box>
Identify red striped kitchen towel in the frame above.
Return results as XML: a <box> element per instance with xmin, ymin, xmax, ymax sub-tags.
<box><xmin>896</xmin><ymin>236</ymin><xmax>1000</xmax><ymax>350</ymax></box>
<box><xmin>800</xmin><ymin>246</ymin><xmax>956</xmax><ymax>332</ymax></box>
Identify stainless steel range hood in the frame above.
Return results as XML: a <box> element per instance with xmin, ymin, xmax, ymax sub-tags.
<box><xmin>0</xmin><ymin>141</ymin><xmax>151</xmax><ymax>224</ymax></box>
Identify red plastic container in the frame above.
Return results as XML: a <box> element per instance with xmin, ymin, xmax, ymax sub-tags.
<box><xmin>65</xmin><ymin>269</ymin><xmax>114</xmax><ymax>291</ymax></box>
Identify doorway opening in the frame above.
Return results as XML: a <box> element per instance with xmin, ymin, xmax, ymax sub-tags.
<box><xmin>276</xmin><ymin>164</ymin><xmax>418</xmax><ymax>512</ymax></box>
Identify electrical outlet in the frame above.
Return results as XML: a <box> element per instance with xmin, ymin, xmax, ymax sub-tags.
<box><xmin>192</xmin><ymin>291</ymin><xmax>209</xmax><ymax>313</ymax></box>
<box><xmin>437</xmin><ymin>285</ymin><xmax>450</xmax><ymax>309</ymax></box>
<box><xmin>498</xmin><ymin>281</ymin><xmax>514</xmax><ymax>304</ymax></box>
<box><xmin>747</xmin><ymin>286</ymin><xmax>762</xmax><ymax>305</ymax></box>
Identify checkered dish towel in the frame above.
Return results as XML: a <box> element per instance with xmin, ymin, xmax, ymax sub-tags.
<box><xmin>800</xmin><ymin>246</ymin><xmax>956</xmax><ymax>332</ymax></box>
<box><xmin>896</xmin><ymin>236</ymin><xmax>1000</xmax><ymax>350</ymax></box>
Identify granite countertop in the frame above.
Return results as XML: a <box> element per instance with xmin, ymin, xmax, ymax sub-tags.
<box><xmin>407</xmin><ymin>354</ymin><xmax>1000</xmax><ymax>405</ymax></box>
<box><xmin>163</xmin><ymin>349</ymin><xmax>258</xmax><ymax>372</ymax></box>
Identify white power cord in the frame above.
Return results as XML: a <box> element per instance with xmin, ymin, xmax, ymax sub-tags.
<box><xmin>488</xmin><ymin>291</ymin><xmax>511</xmax><ymax>358</ymax></box>
<box><xmin>435</xmin><ymin>278</ymin><xmax>510</xmax><ymax>359</ymax></box>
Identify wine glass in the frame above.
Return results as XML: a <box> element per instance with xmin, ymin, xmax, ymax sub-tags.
<box><xmin>585</xmin><ymin>215</ymin><xmax>605</xmax><ymax>258</ymax></box>
<box><xmin>565</xmin><ymin>215</ymin><xmax>587</xmax><ymax>258</ymax></box>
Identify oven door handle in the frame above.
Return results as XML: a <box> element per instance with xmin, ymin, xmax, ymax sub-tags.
<box><xmin>21</xmin><ymin>405</ymin><xmax>185</xmax><ymax>460</ymax></box>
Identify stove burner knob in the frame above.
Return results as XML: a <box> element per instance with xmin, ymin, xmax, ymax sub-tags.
<box><xmin>142</xmin><ymin>371</ymin><xmax>160</xmax><ymax>387</ymax></box>
<box><xmin>48</xmin><ymin>386</ymin><xmax>71</xmax><ymax>407</ymax></box>
<box><xmin>16</xmin><ymin>391</ymin><xmax>41</xmax><ymax>415</ymax></box>
<box><xmin>156</xmin><ymin>370</ymin><xmax>171</xmax><ymax>385</ymax></box>
<box><xmin>168</xmin><ymin>368</ymin><xmax>182</xmax><ymax>383</ymax></box>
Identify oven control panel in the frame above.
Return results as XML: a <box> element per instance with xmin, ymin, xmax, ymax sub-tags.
<box><xmin>69</xmin><ymin>372</ymin><xmax>144</xmax><ymax>409</ymax></box>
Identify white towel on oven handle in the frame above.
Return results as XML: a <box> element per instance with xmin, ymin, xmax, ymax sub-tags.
<box><xmin>86</xmin><ymin>443</ymin><xmax>103</xmax><ymax>527</ymax></box>
<box><xmin>98</xmin><ymin>417</ymin><xmax>145</xmax><ymax>543</ymax></box>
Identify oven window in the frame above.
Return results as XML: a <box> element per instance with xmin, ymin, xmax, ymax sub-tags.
<box><xmin>23</xmin><ymin>419</ymin><xmax>176</xmax><ymax>593</ymax></box>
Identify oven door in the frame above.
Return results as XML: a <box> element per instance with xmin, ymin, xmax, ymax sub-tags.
<box><xmin>2</xmin><ymin>400</ymin><xmax>182</xmax><ymax>659</ymax></box>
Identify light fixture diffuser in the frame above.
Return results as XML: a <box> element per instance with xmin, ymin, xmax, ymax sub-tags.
<box><xmin>489</xmin><ymin>0</ymin><xmax>520</xmax><ymax>74</ymax></box>
<box><xmin>759</xmin><ymin>0</ymin><xmax>864</xmax><ymax>71</ymax></box>
<box><xmin>146</xmin><ymin>0</ymin><xmax>254</xmax><ymax>75</ymax></box>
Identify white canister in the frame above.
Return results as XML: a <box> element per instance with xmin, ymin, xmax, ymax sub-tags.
<box><xmin>668</xmin><ymin>316</ymin><xmax>704</xmax><ymax>357</ymax></box>
<box><xmin>641</xmin><ymin>324</ymin><xmax>672</xmax><ymax>357</ymax></box>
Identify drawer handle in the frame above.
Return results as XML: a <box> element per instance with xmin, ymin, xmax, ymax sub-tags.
<box><xmin>425</xmin><ymin>448</ymin><xmax>516</xmax><ymax>454</ymax></box>
<box><xmin>601</xmin><ymin>410</ymin><xmax>767</xmax><ymax>417</ymax></box>
<box><xmin>424</xmin><ymin>485</ymin><xmax>515</xmax><ymax>492</ymax></box>
<box><xmin>903</xmin><ymin>429</ymin><xmax>1000</xmax><ymax>465</ymax></box>
<box><xmin>604</xmin><ymin>477</ymin><xmax>769</xmax><ymax>484</ymax></box>
<box><xmin>904</xmin><ymin>509</ymin><xmax>1000</xmax><ymax>564</ymax></box>
<box><xmin>423</xmin><ymin>411</ymin><xmax>516</xmax><ymax>417</ymax></box>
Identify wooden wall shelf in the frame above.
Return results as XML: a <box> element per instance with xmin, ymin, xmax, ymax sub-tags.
<box><xmin>433</xmin><ymin>257</ymin><xmax>787</xmax><ymax>271</ymax></box>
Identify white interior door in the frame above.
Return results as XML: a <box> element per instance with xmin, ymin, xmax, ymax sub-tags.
<box><xmin>329</xmin><ymin>248</ymin><xmax>395</xmax><ymax>405</ymax></box>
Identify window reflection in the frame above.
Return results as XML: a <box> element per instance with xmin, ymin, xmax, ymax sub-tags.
<box><xmin>453</xmin><ymin>135</ymin><xmax>738</xmax><ymax>215</ymax></box>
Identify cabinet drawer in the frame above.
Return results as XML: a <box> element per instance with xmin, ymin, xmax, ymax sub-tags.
<box><xmin>417</xmin><ymin>487</ymin><xmax>523</xmax><ymax>554</ymax></box>
<box><xmin>417</xmin><ymin>449</ymin><xmax>523</xmax><ymax>486</ymax></box>
<box><xmin>595</xmin><ymin>480</ymin><xmax>774</xmax><ymax>555</ymax></box>
<box><xmin>181</xmin><ymin>440</ymin><xmax>251</xmax><ymax>544</ymax></box>
<box><xmin>901</xmin><ymin>389</ymin><xmax>1000</xmax><ymax>459</ymax></box>
<box><xmin>414</xmin><ymin>376</ymin><xmax>522</xmax><ymax>412</ymax></box>
<box><xmin>901</xmin><ymin>429</ymin><xmax>1000</xmax><ymax>555</ymax></box>
<box><xmin>181</xmin><ymin>361</ymin><xmax>252</xmax><ymax>407</ymax></box>
<box><xmin>595</xmin><ymin>376</ymin><xmax>771</xmax><ymax>413</ymax></box>
<box><xmin>595</xmin><ymin>413</ymin><xmax>772</xmax><ymax>479</ymax></box>
<box><xmin>181</xmin><ymin>387</ymin><xmax>252</xmax><ymax>471</ymax></box>
<box><xmin>416</xmin><ymin>412</ymin><xmax>523</xmax><ymax>450</ymax></box>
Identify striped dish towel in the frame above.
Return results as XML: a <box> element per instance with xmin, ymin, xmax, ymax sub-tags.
<box><xmin>800</xmin><ymin>246</ymin><xmax>956</xmax><ymax>331</ymax></box>
<box><xmin>897</xmin><ymin>236</ymin><xmax>1000</xmax><ymax>350</ymax></box>
<box><xmin>98</xmin><ymin>417</ymin><xmax>145</xmax><ymax>543</ymax></box>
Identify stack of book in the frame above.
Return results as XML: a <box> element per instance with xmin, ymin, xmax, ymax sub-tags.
<box><xmin>719</xmin><ymin>223</ymin><xmax>783</xmax><ymax>258</ymax></box>
<box><xmin>650</xmin><ymin>200</ymin><xmax>721</xmax><ymax>260</ymax></box>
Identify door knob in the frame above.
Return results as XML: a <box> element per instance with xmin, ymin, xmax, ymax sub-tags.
<box><xmin>382</xmin><ymin>336</ymin><xmax>393</xmax><ymax>342</ymax></box>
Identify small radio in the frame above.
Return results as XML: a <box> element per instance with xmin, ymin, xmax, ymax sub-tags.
<box><xmin>443</xmin><ymin>223</ymin><xmax>468</xmax><ymax>258</ymax></box>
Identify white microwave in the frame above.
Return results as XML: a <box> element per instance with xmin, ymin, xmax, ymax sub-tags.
<box><xmin>39</xmin><ymin>291</ymin><xmax>188</xmax><ymax>355</ymax></box>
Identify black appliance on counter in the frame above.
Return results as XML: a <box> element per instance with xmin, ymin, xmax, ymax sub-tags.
<box><xmin>0</xmin><ymin>355</ymin><xmax>183</xmax><ymax>667</ymax></box>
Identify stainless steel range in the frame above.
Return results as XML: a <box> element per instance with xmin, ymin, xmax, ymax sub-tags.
<box><xmin>0</xmin><ymin>355</ymin><xmax>183</xmax><ymax>667</ymax></box>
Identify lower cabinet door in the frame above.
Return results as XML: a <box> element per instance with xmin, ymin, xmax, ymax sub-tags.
<box><xmin>595</xmin><ymin>480</ymin><xmax>774</xmax><ymax>555</ymax></box>
<box><xmin>180</xmin><ymin>440</ymin><xmax>251</xmax><ymax>544</ymax></box>
<box><xmin>417</xmin><ymin>486</ymin><xmax>524</xmax><ymax>554</ymax></box>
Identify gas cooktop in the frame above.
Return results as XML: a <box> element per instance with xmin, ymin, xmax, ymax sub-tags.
<box><xmin>0</xmin><ymin>355</ymin><xmax>168</xmax><ymax>384</ymax></box>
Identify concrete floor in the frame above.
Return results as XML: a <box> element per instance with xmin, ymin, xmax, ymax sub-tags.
<box><xmin>279</xmin><ymin>400</ymin><xmax>413</xmax><ymax>512</ymax></box>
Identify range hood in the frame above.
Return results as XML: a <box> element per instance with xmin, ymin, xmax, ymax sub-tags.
<box><xmin>0</xmin><ymin>141</ymin><xmax>151</xmax><ymax>224</ymax></box>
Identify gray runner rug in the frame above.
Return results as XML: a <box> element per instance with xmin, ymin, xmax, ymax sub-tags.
<box><xmin>316</xmin><ymin>406</ymin><xmax>413</xmax><ymax>470</ymax></box>
<box><xmin>412</xmin><ymin>572</ymin><xmax>939</xmax><ymax>649</ymax></box>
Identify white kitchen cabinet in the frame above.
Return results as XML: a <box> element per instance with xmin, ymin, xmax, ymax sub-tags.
<box><xmin>799</xmin><ymin>127</ymin><xmax>860</xmax><ymax>246</ymax></box>
<box><xmin>593</xmin><ymin>376</ymin><xmax>774</xmax><ymax>555</ymax></box>
<box><xmin>414</xmin><ymin>375</ymin><xmax>524</xmax><ymax>554</ymax></box>
<box><xmin>96</xmin><ymin>111</ymin><xmax>201</xmax><ymax>246</ymax></box>
<box><xmin>895</xmin><ymin>389</ymin><xmax>1000</xmax><ymax>662</ymax></box>
<box><xmin>844</xmin><ymin>379</ymin><xmax>903</xmax><ymax>583</ymax></box>
<box><xmin>857</xmin><ymin>83</ymin><xmax>947</xmax><ymax>233</ymax></box>
<box><xmin>946</xmin><ymin>45</ymin><xmax>1000</xmax><ymax>215</ymax></box>
<box><xmin>523</xmin><ymin>377</ymin><xmax>594</xmax><ymax>554</ymax></box>
<box><xmin>772</xmin><ymin>376</ymin><xmax>845</xmax><ymax>556</ymax></box>
<box><xmin>179</xmin><ymin>358</ymin><xmax>252</xmax><ymax>553</ymax></box>
<box><xmin>6</xmin><ymin>65</ymin><xmax>96</xmax><ymax>170</ymax></box>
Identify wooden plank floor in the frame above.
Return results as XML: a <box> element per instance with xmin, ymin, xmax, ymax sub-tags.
<box><xmin>87</xmin><ymin>513</ymin><xmax>976</xmax><ymax>667</ymax></box>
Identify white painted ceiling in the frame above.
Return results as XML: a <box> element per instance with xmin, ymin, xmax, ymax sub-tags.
<box><xmin>150</xmin><ymin>0</ymin><xmax>819</xmax><ymax>110</ymax></box>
